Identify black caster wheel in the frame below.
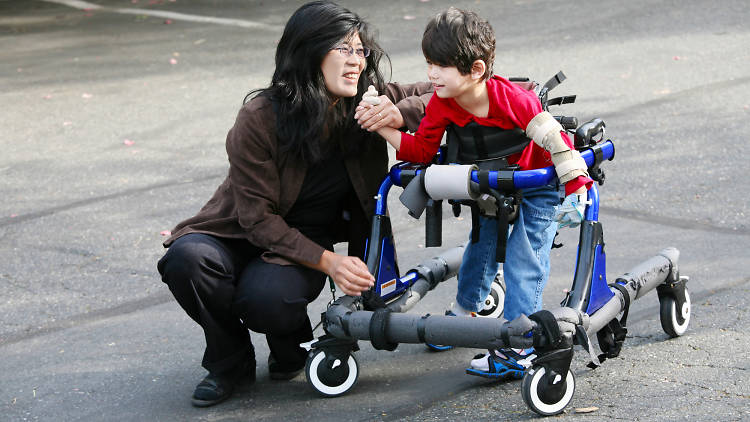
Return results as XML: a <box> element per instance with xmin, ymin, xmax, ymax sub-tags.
<box><xmin>305</xmin><ymin>348</ymin><xmax>359</xmax><ymax>397</ymax></box>
<box><xmin>477</xmin><ymin>272</ymin><xmax>505</xmax><ymax>318</ymax></box>
<box><xmin>660</xmin><ymin>285</ymin><xmax>691</xmax><ymax>337</ymax></box>
<box><xmin>521</xmin><ymin>365</ymin><xmax>576</xmax><ymax>416</ymax></box>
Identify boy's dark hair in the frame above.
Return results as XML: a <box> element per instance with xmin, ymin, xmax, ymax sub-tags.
<box><xmin>422</xmin><ymin>7</ymin><xmax>495</xmax><ymax>80</ymax></box>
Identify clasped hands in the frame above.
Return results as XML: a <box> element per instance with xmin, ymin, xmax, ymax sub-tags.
<box><xmin>354</xmin><ymin>85</ymin><xmax>403</xmax><ymax>132</ymax></box>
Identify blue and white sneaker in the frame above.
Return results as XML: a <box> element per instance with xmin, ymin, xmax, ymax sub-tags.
<box><xmin>465</xmin><ymin>348</ymin><xmax>535</xmax><ymax>380</ymax></box>
<box><xmin>425</xmin><ymin>305</ymin><xmax>476</xmax><ymax>352</ymax></box>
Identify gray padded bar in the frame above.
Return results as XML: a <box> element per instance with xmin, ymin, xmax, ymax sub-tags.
<box><xmin>387</xmin><ymin>245</ymin><xmax>465</xmax><ymax>313</ymax></box>
<box><xmin>587</xmin><ymin>247</ymin><xmax>679</xmax><ymax>335</ymax></box>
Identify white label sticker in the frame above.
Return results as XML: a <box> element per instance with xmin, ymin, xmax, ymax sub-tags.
<box><xmin>380</xmin><ymin>278</ymin><xmax>397</xmax><ymax>296</ymax></box>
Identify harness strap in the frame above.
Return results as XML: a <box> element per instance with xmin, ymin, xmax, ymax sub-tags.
<box><xmin>478</xmin><ymin>170</ymin><xmax>490</xmax><ymax>194</ymax></box>
<box><xmin>369</xmin><ymin>308</ymin><xmax>398</xmax><ymax>351</ymax></box>
<box><xmin>610</xmin><ymin>281</ymin><xmax>631</xmax><ymax>327</ymax></box>
<box><xmin>361</xmin><ymin>289</ymin><xmax>388</xmax><ymax>311</ymax></box>
<box><xmin>417</xmin><ymin>314</ymin><xmax>429</xmax><ymax>343</ymax></box>
<box><xmin>589</xmin><ymin>282</ymin><xmax>631</xmax><ymax>367</ymax></box>
<box><xmin>495</xmin><ymin>203</ymin><xmax>509</xmax><ymax>263</ymax></box>
<box><xmin>470</xmin><ymin>204</ymin><xmax>481</xmax><ymax>243</ymax></box>
<box><xmin>528</xmin><ymin>310</ymin><xmax>562</xmax><ymax>350</ymax></box>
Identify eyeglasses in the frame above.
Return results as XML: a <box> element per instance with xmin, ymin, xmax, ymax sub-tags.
<box><xmin>332</xmin><ymin>45</ymin><xmax>371</xmax><ymax>59</ymax></box>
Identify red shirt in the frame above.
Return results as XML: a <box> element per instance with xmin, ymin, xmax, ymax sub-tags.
<box><xmin>396</xmin><ymin>75</ymin><xmax>592</xmax><ymax>195</ymax></box>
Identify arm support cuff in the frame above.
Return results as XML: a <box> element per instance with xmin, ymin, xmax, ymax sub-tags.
<box><xmin>526</xmin><ymin>111</ymin><xmax>589</xmax><ymax>183</ymax></box>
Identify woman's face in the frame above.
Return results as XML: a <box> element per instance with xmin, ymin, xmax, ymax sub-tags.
<box><xmin>321</xmin><ymin>32</ymin><xmax>367</xmax><ymax>98</ymax></box>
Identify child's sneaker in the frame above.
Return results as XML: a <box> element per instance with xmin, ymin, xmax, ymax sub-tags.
<box><xmin>425</xmin><ymin>304</ymin><xmax>476</xmax><ymax>352</ymax></box>
<box><xmin>465</xmin><ymin>348</ymin><xmax>535</xmax><ymax>380</ymax></box>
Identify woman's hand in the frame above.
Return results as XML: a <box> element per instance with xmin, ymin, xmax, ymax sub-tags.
<box><xmin>355</xmin><ymin>95</ymin><xmax>405</xmax><ymax>132</ymax></box>
<box><xmin>320</xmin><ymin>250</ymin><xmax>374</xmax><ymax>296</ymax></box>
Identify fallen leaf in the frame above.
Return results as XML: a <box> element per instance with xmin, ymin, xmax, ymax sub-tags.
<box><xmin>575</xmin><ymin>406</ymin><xmax>599</xmax><ymax>413</ymax></box>
<box><xmin>673</xmin><ymin>56</ymin><xmax>681</xmax><ymax>60</ymax></box>
<box><xmin>43</xmin><ymin>94</ymin><xmax>53</xmax><ymax>99</ymax></box>
<box><xmin>194</xmin><ymin>38</ymin><xmax>205</xmax><ymax>45</ymax></box>
<box><xmin>160</xmin><ymin>230</ymin><xmax>172</xmax><ymax>236</ymax></box>
<box><xmin>123</xmin><ymin>139</ymin><xmax>135</xmax><ymax>146</ymax></box>
<box><xmin>81</xmin><ymin>93</ymin><xmax>93</xmax><ymax>99</ymax></box>
<box><xmin>63</xmin><ymin>121</ymin><xmax>72</xmax><ymax>126</ymax></box>
<box><xmin>169</xmin><ymin>58</ymin><xmax>178</xmax><ymax>65</ymax></box>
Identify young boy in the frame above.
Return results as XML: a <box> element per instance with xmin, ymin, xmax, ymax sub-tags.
<box><xmin>359</xmin><ymin>7</ymin><xmax>593</xmax><ymax>379</ymax></box>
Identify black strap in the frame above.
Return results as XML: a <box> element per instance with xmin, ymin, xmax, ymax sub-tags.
<box><xmin>495</xmin><ymin>204</ymin><xmax>509</xmax><ymax>263</ymax></box>
<box><xmin>528</xmin><ymin>310</ymin><xmax>562</xmax><ymax>350</ymax></box>
<box><xmin>470</xmin><ymin>204</ymin><xmax>480</xmax><ymax>243</ymax></box>
<box><xmin>361</xmin><ymin>289</ymin><xmax>388</xmax><ymax>311</ymax></box>
<box><xmin>445</xmin><ymin>126</ymin><xmax>459</xmax><ymax>164</ymax></box>
<box><xmin>478</xmin><ymin>170</ymin><xmax>490</xmax><ymax>194</ymax></box>
<box><xmin>589</xmin><ymin>283</ymin><xmax>631</xmax><ymax>367</ymax></box>
<box><xmin>610</xmin><ymin>281</ymin><xmax>631</xmax><ymax>327</ymax></box>
<box><xmin>593</xmin><ymin>319</ymin><xmax>626</xmax><ymax>366</ymax></box>
<box><xmin>417</xmin><ymin>314</ymin><xmax>430</xmax><ymax>343</ymax></box>
<box><xmin>369</xmin><ymin>308</ymin><xmax>398</xmax><ymax>351</ymax></box>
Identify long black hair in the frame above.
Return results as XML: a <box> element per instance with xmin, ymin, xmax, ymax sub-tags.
<box><xmin>246</xmin><ymin>1</ymin><xmax>389</xmax><ymax>164</ymax></box>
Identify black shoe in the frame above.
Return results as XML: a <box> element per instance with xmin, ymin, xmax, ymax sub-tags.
<box><xmin>191</xmin><ymin>360</ymin><xmax>255</xmax><ymax>407</ymax></box>
<box><xmin>268</xmin><ymin>353</ymin><xmax>305</xmax><ymax>381</ymax></box>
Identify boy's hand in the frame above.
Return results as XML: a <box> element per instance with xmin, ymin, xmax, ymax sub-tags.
<box><xmin>355</xmin><ymin>97</ymin><xmax>404</xmax><ymax>132</ymax></box>
<box><xmin>361</xmin><ymin>85</ymin><xmax>381</xmax><ymax>105</ymax></box>
<box><xmin>555</xmin><ymin>192</ymin><xmax>589</xmax><ymax>228</ymax></box>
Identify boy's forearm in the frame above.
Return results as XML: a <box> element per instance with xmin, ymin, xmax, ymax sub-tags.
<box><xmin>376</xmin><ymin>126</ymin><xmax>402</xmax><ymax>151</ymax></box>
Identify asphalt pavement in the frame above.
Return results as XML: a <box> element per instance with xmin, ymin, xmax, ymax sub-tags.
<box><xmin>1</xmin><ymin>0</ymin><xmax>748</xmax><ymax>420</ymax></box>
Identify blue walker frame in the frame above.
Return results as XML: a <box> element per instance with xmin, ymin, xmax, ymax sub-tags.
<box><xmin>366</xmin><ymin>141</ymin><xmax>617</xmax><ymax>316</ymax></box>
<box><xmin>304</xmin><ymin>76</ymin><xmax>690</xmax><ymax>415</ymax></box>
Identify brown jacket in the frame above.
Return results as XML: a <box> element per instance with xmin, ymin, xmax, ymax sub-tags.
<box><xmin>164</xmin><ymin>82</ymin><xmax>432</xmax><ymax>265</ymax></box>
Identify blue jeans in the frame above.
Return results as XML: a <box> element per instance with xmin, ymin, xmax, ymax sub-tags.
<box><xmin>456</xmin><ymin>185</ymin><xmax>559</xmax><ymax>321</ymax></box>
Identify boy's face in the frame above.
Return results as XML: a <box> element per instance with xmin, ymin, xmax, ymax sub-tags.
<box><xmin>426</xmin><ymin>62</ymin><xmax>476</xmax><ymax>99</ymax></box>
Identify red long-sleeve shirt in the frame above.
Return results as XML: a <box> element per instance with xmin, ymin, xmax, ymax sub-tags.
<box><xmin>396</xmin><ymin>75</ymin><xmax>592</xmax><ymax>195</ymax></box>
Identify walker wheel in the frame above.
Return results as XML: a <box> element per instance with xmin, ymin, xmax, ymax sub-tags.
<box><xmin>477</xmin><ymin>273</ymin><xmax>505</xmax><ymax>318</ymax></box>
<box><xmin>305</xmin><ymin>348</ymin><xmax>359</xmax><ymax>397</ymax></box>
<box><xmin>521</xmin><ymin>365</ymin><xmax>576</xmax><ymax>416</ymax></box>
<box><xmin>660</xmin><ymin>287</ymin><xmax>691</xmax><ymax>337</ymax></box>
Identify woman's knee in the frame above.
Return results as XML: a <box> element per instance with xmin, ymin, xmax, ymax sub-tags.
<box><xmin>157</xmin><ymin>234</ymin><xmax>234</xmax><ymax>290</ymax></box>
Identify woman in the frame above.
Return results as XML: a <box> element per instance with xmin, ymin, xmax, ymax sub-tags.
<box><xmin>157</xmin><ymin>1</ymin><xmax>431</xmax><ymax>407</ymax></box>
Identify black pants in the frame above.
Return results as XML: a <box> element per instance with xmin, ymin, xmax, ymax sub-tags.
<box><xmin>157</xmin><ymin>233</ymin><xmax>326</xmax><ymax>374</ymax></box>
